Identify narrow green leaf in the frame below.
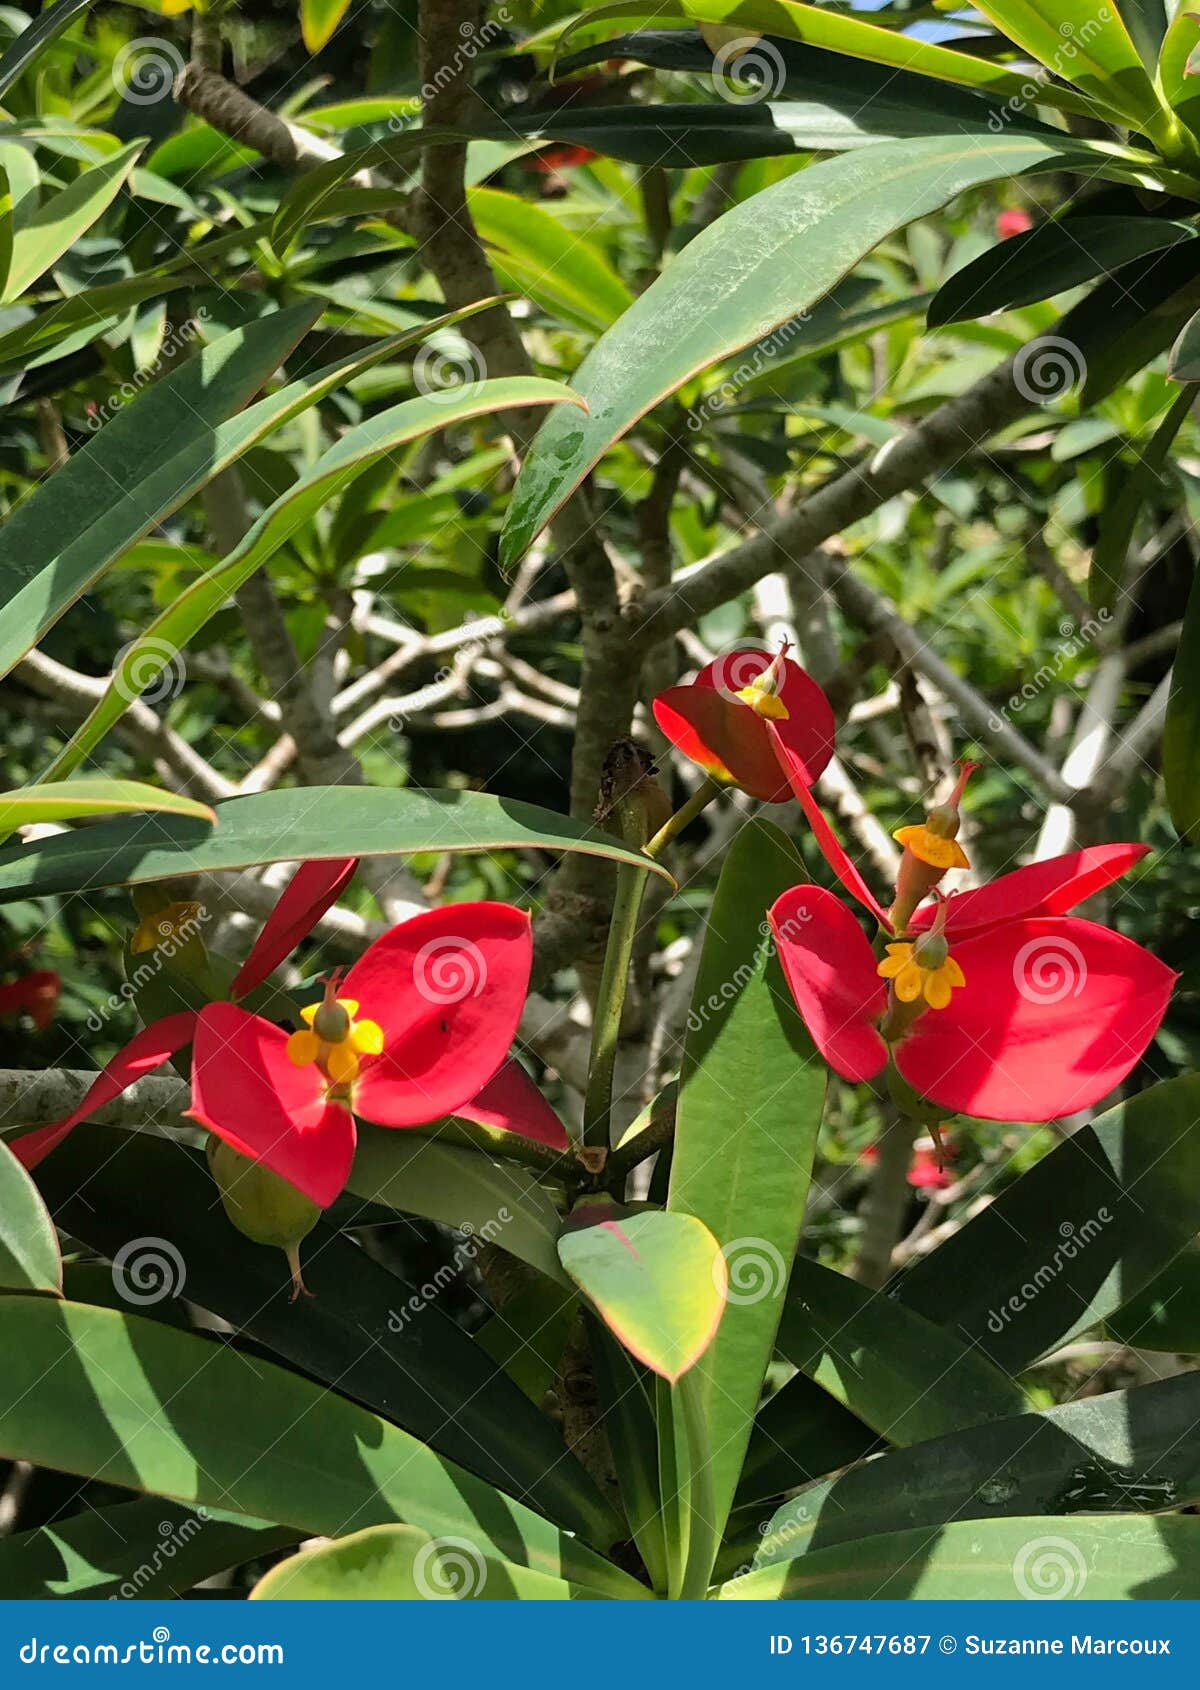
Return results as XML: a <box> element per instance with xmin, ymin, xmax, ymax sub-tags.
<box><xmin>737</xmin><ymin>1374</ymin><xmax>879</xmax><ymax>1508</ymax></box>
<box><xmin>301</xmin><ymin>0</ymin><xmax>352</xmax><ymax>53</ymax></box>
<box><xmin>0</xmin><ymin>274</ymin><xmax>192</xmax><ymax>375</ymax></box>
<box><xmin>47</xmin><ymin>378</ymin><xmax>583</xmax><ymax>777</ymax></box>
<box><xmin>1158</xmin><ymin>11</ymin><xmax>1200</xmax><ymax>137</ymax></box>
<box><xmin>721</xmin><ymin>1514</ymin><xmax>1200</xmax><ymax>1599</ymax></box>
<box><xmin>3</xmin><ymin>140</ymin><xmax>142</xmax><ymax>303</ymax></box>
<box><xmin>0</xmin><ymin>1137</ymin><xmax>61</xmax><ymax>1293</ymax></box>
<box><xmin>928</xmin><ymin>217</ymin><xmax>1196</xmax><ymax>328</ymax></box>
<box><xmin>477</xmin><ymin>1278</ymin><xmax>578</xmax><ymax>1401</ymax></box>
<box><xmin>1170</xmin><ymin>304</ymin><xmax>1200</xmax><ymax>379</ymax></box>
<box><xmin>558</xmin><ymin>1208</ymin><xmax>727</xmax><ymax>1383</ymax></box>
<box><xmin>499</xmin><ymin>133</ymin><xmax>1135</xmax><ymax>569</ymax></box>
<box><xmin>0</xmin><ymin>778</ymin><xmax>215</xmax><ymax>832</ymax></box>
<box><xmin>0</xmin><ymin>303</ymin><xmax>322</xmax><ymax>682</ymax></box>
<box><xmin>0</xmin><ymin>1499</ymin><xmax>294</xmax><ymax>1600</ymax></box>
<box><xmin>589</xmin><ymin>1318</ymin><xmax>669</xmax><ymax>1592</ymax></box>
<box><xmin>0</xmin><ymin>1297</ymin><xmax>644</xmax><ymax>1599</ymax></box>
<box><xmin>896</xmin><ymin>1075</ymin><xmax>1200</xmax><ymax>1369</ymax></box>
<box><xmin>0</xmin><ymin>163</ymin><xmax>12</xmax><ymax>303</ymax></box>
<box><xmin>754</xmin><ymin>1371</ymin><xmax>1200</xmax><ymax>1568</ymax></box>
<box><xmin>38</xmin><ymin>1127</ymin><xmax>617</xmax><ymax>1549</ymax></box>
<box><xmin>0</xmin><ymin>786</ymin><xmax>675</xmax><ymax>906</ymax></box>
<box><xmin>1165</xmin><ymin>572</ymin><xmax>1200</xmax><ymax>840</ymax></box>
<box><xmin>469</xmin><ymin>186</ymin><xmax>633</xmax><ymax>331</ymax></box>
<box><xmin>348</xmin><ymin>1125</ymin><xmax>568</xmax><ymax>1285</ymax></box>
<box><xmin>776</xmin><ymin>1257</ymin><xmax>1031</xmax><ymax>1444</ymax></box>
<box><xmin>967</xmin><ymin>0</ymin><xmax>1166</xmax><ymax>130</ymax></box>
<box><xmin>0</xmin><ymin>0</ymin><xmax>95</xmax><ymax>100</ymax></box>
<box><xmin>557</xmin><ymin>2</ymin><xmax>1106</xmax><ymax>118</ymax></box>
<box><xmin>251</xmin><ymin>1523</ymin><xmax>610</xmax><ymax>1600</ymax></box>
<box><xmin>666</xmin><ymin>819</ymin><xmax>825</xmax><ymax>1580</ymax></box>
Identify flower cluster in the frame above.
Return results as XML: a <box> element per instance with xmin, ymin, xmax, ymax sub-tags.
<box><xmin>12</xmin><ymin>861</ymin><xmax>564</xmax><ymax>1213</ymax></box>
<box><xmin>655</xmin><ymin>646</ymin><xmax>1175</xmax><ymax>1125</ymax></box>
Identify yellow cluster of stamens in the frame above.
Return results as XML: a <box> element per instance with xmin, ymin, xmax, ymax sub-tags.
<box><xmin>735</xmin><ymin>644</ymin><xmax>791</xmax><ymax>720</ymax></box>
<box><xmin>878</xmin><ymin>941</ymin><xmax>965</xmax><ymax>1010</ymax></box>
<box><xmin>286</xmin><ymin>990</ymin><xmax>383</xmax><ymax>1086</ymax></box>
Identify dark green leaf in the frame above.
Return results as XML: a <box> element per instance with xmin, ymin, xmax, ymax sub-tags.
<box><xmin>1164</xmin><ymin>561</ymin><xmax>1200</xmax><ymax>841</ymax></box>
<box><xmin>0</xmin><ymin>1136</ymin><xmax>61</xmax><ymax>1293</ymax></box>
<box><xmin>1106</xmin><ymin>1251</ymin><xmax>1200</xmax><ymax>1351</ymax></box>
<box><xmin>0</xmin><ymin>1296</ymin><xmax>644</xmax><ymax>1597</ymax></box>
<box><xmin>928</xmin><ymin>218</ymin><xmax>1196</xmax><ymax>328</ymax></box>
<box><xmin>0</xmin><ymin>785</ymin><xmax>675</xmax><ymax>906</ymax></box>
<box><xmin>0</xmin><ymin>0</ymin><xmax>95</xmax><ymax>100</ymax></box>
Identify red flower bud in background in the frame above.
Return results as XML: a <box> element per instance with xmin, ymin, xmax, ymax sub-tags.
<box><xmin>996</xmin><ymin>208</ymin><xmax>1033</xmax><ymax>239</ymax></box>
<box><xmin>0</xmin><ymin>969</ymin><xmax>60</xmax><ymax>1031</ymax></box>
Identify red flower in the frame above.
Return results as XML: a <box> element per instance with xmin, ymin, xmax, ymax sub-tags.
<box><xmin>652</xmin><ymin>644</ymin><xmax>836</xmax><ymax>802</ymax></box>
<box><xmin>996</xmin><ymin>208</ymin><xmax>1033</xmax><ymax>239</ymax></box>
<box><xmin>768</xmin><ymin>867</ymin><xmax>1175</xmax><ymax>1123</ymax></box>
<box><xmin>530</xmin><ymin>144</ymin><xmax>598</xmax><ymax>172</ymax></box>
<box><xmin>0</xmin><ymin>969</ymin><xmax>60</xmax><ymax>1030</ymax></box>
<box><xmin>12</xmin><ymin>861</ymin><xmax>562</xmax><ymax>1206</ymax></box>
<box><xmin>860</xmin><ymin>1135</ymin><xmax>956</xmax><ymax>1190</ymax></box>
<box><xmin>188</xmin><ymin>902</ymin><xmax>536</xmax><ymax>1206</ymax></box>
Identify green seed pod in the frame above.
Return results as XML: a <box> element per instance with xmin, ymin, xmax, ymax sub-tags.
<box><xmin>206</xmin><ymin>1136</ymin><xmax>321</xmax><ymax>1301</ymax></box>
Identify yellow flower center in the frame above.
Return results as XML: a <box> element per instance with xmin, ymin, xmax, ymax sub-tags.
<box><xmin>734</xmin><ymin>641</ymin><xmax>791</xmax><ymax>719</ymax></box>
<box><xmin>877</xmin><ymin>942</ymin><xmax>966</xmax><ymax>1011</ymax></box>
<box><xmin>131</xmin><ymin>900</ymin><xmax>205</xmax><ymax>954</ymax></box>
<box><xmin>892</xmin><ymin>824</ymin><xmax>970</xmax><ymax>872</ymax></box>
<box><xmin>286</xmin><ymin>997</ymin><xmax>384</xmax><ymax>1086</ymax></box>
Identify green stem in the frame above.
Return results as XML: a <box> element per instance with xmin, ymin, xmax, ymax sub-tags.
<box><xmin>644</xmin><ymin>775</ymin><xmax>723</xmax><ymax>860</ymax></box>
<box><xmin>582</xmin><ymin>858</ymin><xmax>649</xmax><ymax>1152</ymax></box>
<box><xmin>582</xmin><ymin>777</ymin><xmax>724</xmax><ymax>1155</ymax></box>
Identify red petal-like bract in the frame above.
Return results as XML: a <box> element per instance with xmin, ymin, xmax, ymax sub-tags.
<box><xmin>908</xmin><ymin>844</ymin><xmax>1149</xmax><ymax>939</ymax></box>
<box><xmin>653</xmin><ymin>648</ymin><xmax>835</xmax><ymax>802</ymax></box>
<box><xmin>768</xmin><ymin>725</ymin><xmax>892</xmax><ymax>927</ymax></box>
<box><xmin>895</xmin><ymin>916</ymin><xmax>1177</xmax><ymax>1121</ymax></box>
<box><xmin>348</xmin><ymin>902</ymin><xmax>532</xmax><ymax>1129</ymax></box>
<box><xmin>188</xmin><ymin>1002</ymin><xmax>355</xmax><ymax>1208</ymax></box>
<box><xmin>769</xmin><ymin>885</ymin><xmax>888</xmax><ymax>1082</ymax></box>
<box><xmin>11</xmin><ymin>1011</ymin><xmax>198</xmax><ymax>1171</ymax></box>
<box><xmin>231</xmin><ymin>857</ymin><xmax>358</xmax><ymax>999</ymax></box>
<box><xmin>457</xmin><ymin>1057</ymin><xmax>569</xmax><ymax>1150</ymax></box>
<box><xmin>0</xmin><ymin>969</ymin><xmax>61</xmax><ymax>1030</ymax></box>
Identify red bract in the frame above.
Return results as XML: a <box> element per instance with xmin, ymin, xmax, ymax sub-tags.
<box><xmin>997</xmin><ymin>208</ymin><xmax>1033</xmax><ymax>239</ymax></box>
<box><xmin>12</xmin><ymin>861</ymin><xmax>561</xmax><ymax>1208</ymax></box>
<box><xmin>188</xmin><ymin>902</ymin><xmax>537</xmax><ymax>1207</ymax></box>
<box><xmin>0</xmin><ymin>969</ymin><xmax>61</xmax><ymax>1030</ymax></box>
<box><xmin>652</xmin><ymin>646</ymin><xmax>835</xmax><ymax>802</ymax></box>
<box><xmin>769</xmin><ymin>877</ymin><xmax>1176</xmax><ymax>1123</ymax></box>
